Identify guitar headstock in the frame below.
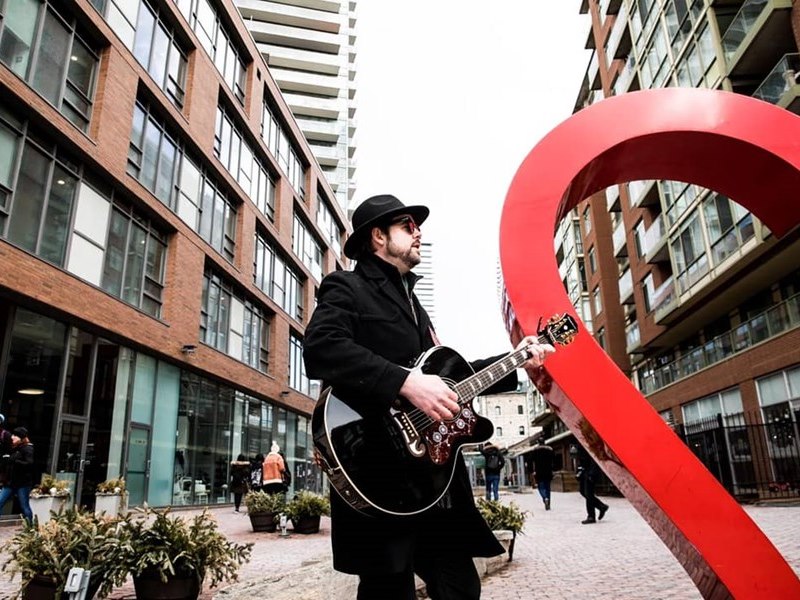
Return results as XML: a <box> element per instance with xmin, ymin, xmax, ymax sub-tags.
<box><xmin>537</xmin><ymin>314</ymin><xmax>579</xmax><ymax>347</ymax></box>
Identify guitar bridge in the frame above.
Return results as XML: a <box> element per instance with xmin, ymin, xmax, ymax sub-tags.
<box><xmin>392</xmin><ymin>410</ymin><xmax>426</xmax><ymax>457</ymax></box>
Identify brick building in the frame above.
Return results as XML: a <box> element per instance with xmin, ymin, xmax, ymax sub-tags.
<box><xmin>536</xmin><ymin>0</ymin><xmax>800</xmax><ymax>501</ymax></box>
<box><xmin>0</xmin><ymin>0</ymin><xmax>347</xmax><ymax>517</ymax></box>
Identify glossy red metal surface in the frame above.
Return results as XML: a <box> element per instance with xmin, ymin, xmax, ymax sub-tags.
<box><xmin>500</xmin><ymin>88</ymin><xmax>800</xmax><ymax>599</ymax></box>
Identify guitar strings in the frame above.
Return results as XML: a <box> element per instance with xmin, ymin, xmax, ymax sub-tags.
<box><xmin>403</xmin><ymin>339</ymin><xmax>549</xmax><ymax>431</ymax></box>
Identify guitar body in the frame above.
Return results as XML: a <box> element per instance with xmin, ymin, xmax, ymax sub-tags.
<box><xmin>312</xmin><ymin>346</ymin><xmax>494</xmax><ymax>517</ymax></box>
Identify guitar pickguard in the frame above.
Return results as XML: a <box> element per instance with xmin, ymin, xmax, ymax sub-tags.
<box><xmin>421</xmin><ymin>404</ymin><xmax>478</xmax><ymax>465</ymax></box>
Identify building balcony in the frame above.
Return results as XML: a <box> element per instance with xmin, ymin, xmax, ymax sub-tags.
<box><xmin>607</xmin><ymin>184</ymin><xmax>621</xmax><ymax>212</ymax></box>
<box><xmin>643</xmin><ymin>214</ymin><xmax>669</xmax><ymax>263</ymax></box>
<box><xmin>639</xmin><ymin>293</ymin><xmax>800</xmax><ymax>394</ymax></box>
<box><xmin>626</xmin><ymin>321</ymin><xmax>641</xmax><ymax>354</ymax></box>
<box><xmin>246</xmin><ymin>19</ymin><xmax>341</xmax><ymax>54</ymax></box>
<box><xmin>628</xmin><ymin>179</ymin><xmax>659</xmax><ymax>209</ymax></box>
<box><xmin>237</xmin><ymin>0</ymin><xmax>342</xmax><ymax>32</ymax></box>
<box><xmin>652</xmin><ymin>276</ymin><xmax>679</xmax><ymax>322</ymax></box>
<box><xmin>752</xmin><ymin>53</ymin><xmax>800</xmax><ymax>115</ymax></box>
<box><xmin>613</xmin><ymin>221</ymin><xmax>628</xmax><ymax>257</ymax></box>
<box><xmin>613</xmin><ymin>53</ymin><xmax>637</xmax><ymax>96</ymax></box>
<box><xmin>619</xmin><ymin>268</ymin><xmax>634</xmax><ymax>304</ymax></box>
<box><xmin>282</xmin><ymin>92</ymin><xmax>340</xmax><ymax>118</ymax></box>
<box><xmin>606</xmin><ymin>1</ymin><xmax>631</xmax><ymax>60</ymax></box>
<box><xmin>722</xmin><ymin>0</ymin><xmax>794</xmax><ymax>80</ymax></box>
<box><xmin>588</xmin><ymin>50</ymin><xmax>601</xmax><ymax>91</ymax></box>
<box><xmin>294</xmin><ymin>116</ymin><xmax>340</xmax><ymax>143</ymax></box>
<box><xmin>307</xmin><ymin>143</ymin><xmax>340</xmax><ymax>167</ymax></box>
<box><xmin>259</xmin><ymin>43</ymin><xmax>340</xmax><ymax>75</ymax></box>
<box><xmin>269</xmin><ymin>67</ymin><xmax>340</xmax><ymax>97</ymax></box>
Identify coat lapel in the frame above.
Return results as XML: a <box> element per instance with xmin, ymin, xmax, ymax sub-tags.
<box><xmin>357</xmin><ymin>258</ymin><xmax>423</xmax><ymax>327</ymax></box>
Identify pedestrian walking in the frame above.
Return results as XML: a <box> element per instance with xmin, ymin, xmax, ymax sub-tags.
<box><xmin>481</xmin><ymin>442</ymin><xmax>505</xmax><ymax>501</ymax></box>
<box><xmin>229</xmin><ymin>453</ymin><xmax>250</xmax><ymax>512</ymax></box>
<box><xmin>0</xmin><ymin>427</ymin><xmax>34</xmax><ymax>523</ymax></box>
<box><xmin>262</xmin><ymin>442</ymin><xmax>286</xmax><ymax>495</ymax></box>
<box><xmin>530</xmin><ymin>437</ymin><xmax>555</xmax><ymax>510</ymax></box>
<box><xmin>250</xmin><ymin>453</ymin><xmax>264</xmax><ymax>492</ymax></box>
<box><xmin>303</xmin><ymin>194</ymin><xmax>554</xmax><ymax>600</ymax></box>
<box><xmin>576</xmin><ymin>446</ymin><xmax>608</xmax><ymax>524</ymax></box>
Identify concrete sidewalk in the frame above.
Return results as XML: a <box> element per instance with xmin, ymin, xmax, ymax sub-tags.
<box><xmin>1</xmin><ymin>491</ymin><xmax>798</xmax><ymax>599</ymax></box>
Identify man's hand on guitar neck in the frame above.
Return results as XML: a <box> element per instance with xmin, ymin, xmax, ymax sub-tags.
<box><xmin>399</xmin><ymin>371</ymin><xmax>460</xmax><ymax>421</ymax></box>
<box><xmin>517</xmin><ymin>336</ymin><xmax>556</xmax><ymax>370</ymax></box>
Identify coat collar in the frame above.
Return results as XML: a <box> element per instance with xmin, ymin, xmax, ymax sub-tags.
<box><xmin>356</xmin><ymin>254</ymin><xmax>424</xmax><ymax>326</ymax></box>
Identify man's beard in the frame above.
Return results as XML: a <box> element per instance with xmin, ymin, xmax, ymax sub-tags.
<box><xmin>386</xmin><ymin>237</ymin><xmax>421</xmax><ymax>270</ymax></box>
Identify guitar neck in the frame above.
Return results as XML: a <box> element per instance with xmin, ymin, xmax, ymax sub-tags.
<box><xmin>454</xmin><ymin>333</ymin><xmax>550</xmax><ymax>402</ymax></box>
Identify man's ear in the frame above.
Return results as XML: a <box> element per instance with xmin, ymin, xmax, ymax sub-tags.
<box><xmin>370</xmin><ymin>226</ymin><xmax>386</xmax><ymax>250</ymax></box>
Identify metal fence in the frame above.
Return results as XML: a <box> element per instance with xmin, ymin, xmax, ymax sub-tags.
<box><xmin>672</xmin><ymin>412</ymin><xmax>800</xmax><ymax>501</ymax></box>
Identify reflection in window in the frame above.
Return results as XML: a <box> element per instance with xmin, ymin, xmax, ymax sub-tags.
<box><xmin>254</xmin><ymin>231</ymin><xmax>303</xmax><ymax>321</ymax></box>
<box><xmin>101</xmin><ymin>202</ymin><xmax>166</xmax><ymax>317</ymax></box>
<box><xmin>129</xmin><ymin>102</ymin><xmax>237</xmax><ymax>262</ymax></box>
<box><xmin>214</xmin><ymin>106</ymin><xmax>274</xmax><ymax>221</ymax></box>
<box><xmin>173</xmin><ymin>0</ymin><xmax>246</xmax><ymax>103</ymax></box>
<box><xmin>200</xmin><ymin>271</ymin><xmax>270</xmax><ymax>372</ymax></box>
<box><xmin>292</xmin><ymin>214</ymin><xmax>322</xmax><ymax>281</ymax></box>
<box><xmin>0</xmin><ymin>0</ymin><xmax>98</xmax><ymax>131</ymax></box>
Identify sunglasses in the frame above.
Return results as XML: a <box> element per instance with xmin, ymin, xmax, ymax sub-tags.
<box><xmin>390</xmin><ymin>215</ymin><xmax>420</xmax><ymax>234</ymax></box>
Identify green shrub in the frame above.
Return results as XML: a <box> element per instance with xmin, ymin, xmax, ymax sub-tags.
<box><xmin>117</xmin><ymin>507</ymin><xmax>252</xmax><ymax>589</ymax></box>
<box><xmin>243</xmin><ymin>490</ymin><xmax>285</xmax><ymax>514</ymax></box>
<box><xmin>284</xmin><ymin>490</ymin><xmax>330</xmax><ymax>520</ymax></box>
<box><xmin>476</xmin><ymin>499</ymin><xmax>528</xmax><ymax>534</ymax></box>
<box><xmin>2</xmin><ymin>508</ymin><xmax>129</xmax><ymax>598</ymax></box>
<box><xmin>30</xmin><ymin>474</ymin><xmax>70</xmax><ymax>498</ymax></box>
<box><xmin>96</xmin><ymin>477</ymin><xmax>127</xmax><ymax>495</ymax></box>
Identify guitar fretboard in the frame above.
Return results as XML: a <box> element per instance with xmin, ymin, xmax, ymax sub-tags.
<box><xmin>454</xmin><ymin>333</ymin><xmax>549</xmax><ymax>403</ymax></box>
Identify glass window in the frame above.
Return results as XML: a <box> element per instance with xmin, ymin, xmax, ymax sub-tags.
<box><xmin>1</xmin><ymin>2</ymin><xmax>97</xmax><ymax>131</ymax></box>
<box><xmin>32</xmin><ymin>9</ymin><xmax>71</xmax><ymax>104</ymax></box>
<box><xmin>7</xmin><ymin>144</ymin><xmax>49</xmax><ymax>254</ymax></box>
<box><xmin>0</xmin><ymin>0</ymin><xmax>40</xmax><ymax>78</ymax></box>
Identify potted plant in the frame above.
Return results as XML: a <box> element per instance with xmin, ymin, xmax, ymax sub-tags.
<box><xmin>476</xmin><ymin>499</ymin><xmax>528</xmax><ymax>561</ymax></box>
<box><xmin>2</xmin><ymin>508</ymin><xmax>129</xmax><ymax>599</ymax></box>
<box><xmin>118</xmin><ymin>507</ymin><xmax>252</xmax><ymax>600</ymax></box>
<box><xmin>284</xmin><ymin>490</ymin><xmax>330</xmax><ymax>534</ymax></box>
<box><xmin>30</xmin><ymin>474</ymin><xmax>71</xmax><ymax>524</ymax></box>
<box><xmin>95</xmin><ymin>477</ymin><xmax>128</xmax><ymax>517</ymax></box>
<box><xmin>243</xmin><ymin>490</ymin><xmax>285</xmax><ymax>533</ymax></box>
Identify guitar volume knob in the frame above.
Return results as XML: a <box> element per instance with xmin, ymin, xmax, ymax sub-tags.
<box><xmin>438</xmin><ymin>424</ymin><xmax>448</xmax><ymax>434</ymax></box>
<box><xmin>432</xmin><ymin>432</ymin><xmax>442</xmax><ymax>442</ymax></box>
<box><xmin>456</xmin><ymin>419</ymin><xmax>465</xmax><ymax>429</ymax></box>
<box><xmin>462</xmin><ymin>408</ymin><xmax>472</xmax><ymax>418</ymax></box>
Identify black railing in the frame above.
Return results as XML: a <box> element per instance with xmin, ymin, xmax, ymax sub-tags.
<box><xmin>672</xmin><ymin>412</ymin><xmax>800</xmax><ymax>501</ymax></box>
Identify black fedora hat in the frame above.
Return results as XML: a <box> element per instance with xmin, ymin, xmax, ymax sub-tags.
<box><xmin>344</xmin><ymin>194</ymin><xmax>429</xmax><ymax>259</ymax></box>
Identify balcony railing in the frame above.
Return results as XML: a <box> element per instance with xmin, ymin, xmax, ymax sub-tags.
<box><xmin>643</xmin><ymin>214</ymin><xmax>669</xmax><ymax>263</ymax></box>
<box><xmin>753</xmin><ymin>53</ymin><xmax>800</xmax><ymax>104</ymax></box>
<box><xmin>588</xmin><ymin>50</ymin><xmax>601</xmax><ymax>90</ymax></box>
<box><xmin>619</xmin><ymin>268</ymin><xmax>634</xmax><ymax>304</ymax></box>
<box><xmin>626</xmin><ymin>321</ymin><xmax>641</xmax><ymax>353</ymax></box>
<box><xmin>613</xmin><ymin>53</ymin><xmax>637</xmax><ymax>96</ymax></box>
<box><xmin>613</xmin><ymin>220</ymin><xmax>628</xmax><ymax>257</ymax></box>
<box><xmin>639</xmin><ymin>293</ymin><xmax>800</xmax><ymax>394</ymax></box>
<box><xmin>607</xmin><ymin>1</ymin><xmax>631</xmax><ymax>60</ymax></box>
<box><xmin>607</xmin><ymin>184</ymin><xmax>621</xmax><ymax>212</ymax></box>
<box><xmin>628</xmin><ymin>179</ymin><xmax>657</xmax><ymax>208</ymax></box>
<box><xmin>721</xmin><ymin>0</ymin><xmax>768</xmax><ymax>61</ymax></box>
<box><xmin>652</xmin><ymin>275</ymin><xmax>678</xmax><ymax>321</ymax></box>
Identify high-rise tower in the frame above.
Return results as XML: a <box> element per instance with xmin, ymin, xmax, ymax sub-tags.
<box><xmin>235</xmin><ymin>0</ymin><xmax>358</xmax><ymax>211</ymax></box>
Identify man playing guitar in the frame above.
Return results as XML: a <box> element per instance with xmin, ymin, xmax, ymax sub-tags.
<box><xmin>304</xmin><ymin>194</ymin><xmax>554</xmax><ymax>600</ymax></box>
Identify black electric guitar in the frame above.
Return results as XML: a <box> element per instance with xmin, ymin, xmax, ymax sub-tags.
<box><xmin>312</xmin><ymin>314</ymin><xmax>578</xmax><ymax>517</ymax></box>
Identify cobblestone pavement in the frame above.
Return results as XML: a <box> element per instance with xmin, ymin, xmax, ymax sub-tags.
<box><xmin>0</xmin><ymin>491</ymin><xmax>798</xmax><ymax>599</ymax></box>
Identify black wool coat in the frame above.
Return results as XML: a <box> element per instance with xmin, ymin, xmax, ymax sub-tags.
<box><xmin>303</xmin><ymin>253</ymin><xmax>517</xmax><ymax>575</ymax></box>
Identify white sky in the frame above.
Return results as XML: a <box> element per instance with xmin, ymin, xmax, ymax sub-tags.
<box><xmin>354</xmin><ymin>2</ymin><xmax>590</xmax><ymax>361</ymax></box>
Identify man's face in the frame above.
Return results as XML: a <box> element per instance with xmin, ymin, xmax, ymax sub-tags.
<box><xmin>384</xmin><ymin>214</ymin><xmax>422</xmax><ymax>271</ymax></box>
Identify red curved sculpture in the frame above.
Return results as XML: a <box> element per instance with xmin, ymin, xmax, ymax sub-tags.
<box><xmin>500</xmin><ymin>88</ymin><xmax>800</xmax><ymax>599</ymax></box>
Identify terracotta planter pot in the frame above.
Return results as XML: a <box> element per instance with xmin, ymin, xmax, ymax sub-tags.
<box><xmin>248</xmin><ymin>511</ymin><xmax>278</xmax><ymax>532</ymax></box>
<box><xmin>132</xmin><ymin>567</ymin><xmax>200</xmax><ymax>600</ymax></box>
<box><xmin>291</xmin><ymin>514</ymin><xmax>321</xmax><ymax>534</ymax></box>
